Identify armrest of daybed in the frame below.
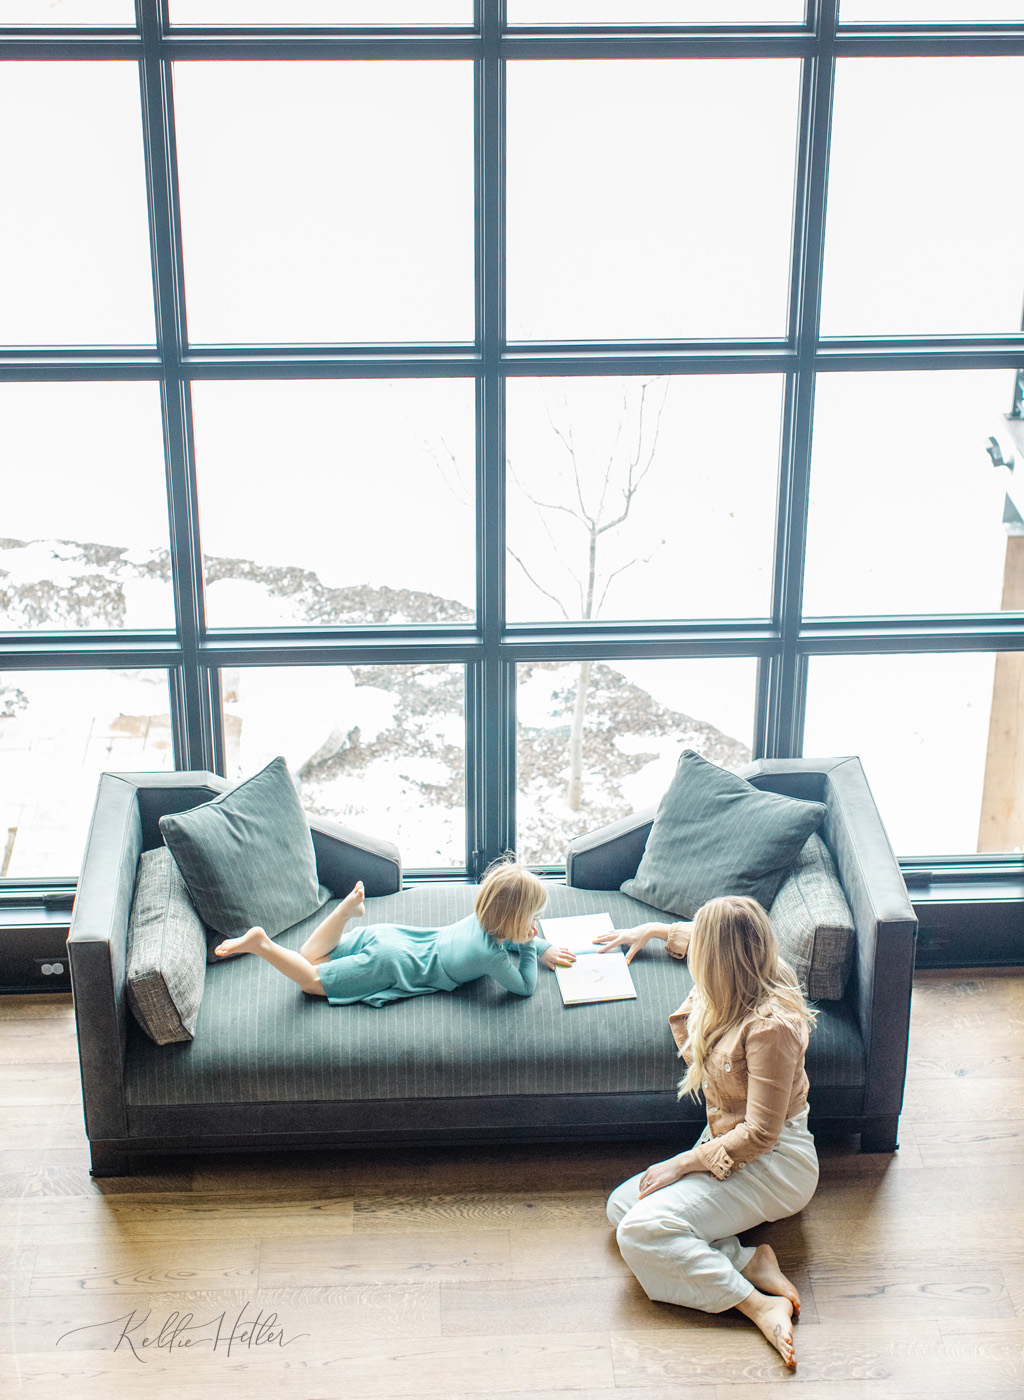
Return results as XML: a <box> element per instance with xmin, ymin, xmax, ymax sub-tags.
<box><xmin>68</xmin><ymin>773</ymin><xmax>142</xmax><ymax>1147</ymax></box>
<box><xmin>745</xmin><ymin>757</ymin><xmax>918</xmax><ymax>1138</ymax></box>
<box><xmin>565</xmin><ymin>807</ymin><xmax>655</xmax><ymax>890</ymax></box>
<box><xmin>309</xmin><ymin>814</ymin><xmax>402</xmax><ymax>897</ymax></box>
<box><xmin>130</xmin><ymin>769</ymin><xmax>403</xmax><ymax>896</ymax></box>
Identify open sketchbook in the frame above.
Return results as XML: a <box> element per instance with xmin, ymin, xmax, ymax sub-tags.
<box><xmin>540</xmin><ymin>912</ymin><xmax>637</xmax><ymax>1006</ymax></box>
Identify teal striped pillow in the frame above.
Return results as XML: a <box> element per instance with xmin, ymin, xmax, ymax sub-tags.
<box><xmin>159</xmin><ymin>756</ymin><xmax>331</xmax><ymax>947</ymax></box>
<box><xmin>622</xmin><ymin>749</ymin><xmax>826</xmax><ymax>919</ymax></box>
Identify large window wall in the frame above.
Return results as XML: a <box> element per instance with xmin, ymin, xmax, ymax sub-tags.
<box><xmin>2</xmin><ymin>1</ymin><xmax>1024</xmax><ymax>883</ymax></box>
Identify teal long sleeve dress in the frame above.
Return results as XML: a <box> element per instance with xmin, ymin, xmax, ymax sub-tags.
<box><xmin>315</xmin><ymin>913</ymin><xmax>550</xmax><ymax>1007</ymax></box>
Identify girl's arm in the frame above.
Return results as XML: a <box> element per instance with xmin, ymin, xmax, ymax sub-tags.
<box><xmin>539</xmin><ymin>940</ymin><xmax>576</xmax><ymax>969</ymax></box>
<box><xmin>487</xmin><ymin>939</ymin><xmax>540</xmax><ymax>997</ymax></box>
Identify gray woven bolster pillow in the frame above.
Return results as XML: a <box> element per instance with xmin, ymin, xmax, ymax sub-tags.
<box><xmin>770</xmin><ymin>832</ymin><xmax>856</xmax><ymax>1001</ymax></box>
<box><xmin>126</xmin><ymin>846</ymin><xmax>207</xmax><ymax>1045</ymax></box>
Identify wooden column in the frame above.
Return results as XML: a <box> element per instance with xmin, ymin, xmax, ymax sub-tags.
<box><xmin>978</xmin><ymin>531</ymin><xmax>1024</xmax><ymax>852</ymax></box>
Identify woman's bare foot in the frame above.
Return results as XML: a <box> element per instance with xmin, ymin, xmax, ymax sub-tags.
<box><xmin>214</xmin><ymin>926</ymin><xmax>270</xmax><ymax>958</ymax></box>
<box><xmin>741</xmin><ymin>1243</ymin><xmax>801</xmax><ymax>1318</ymax></box>
<box><xmin>736</xmin><ymin>1288</ymin><xmax>796</xmax><ymax>1369</ymax></box>
<box><xmin>337</xmin><ymin>881</ymin><xmax>365</xmax><ymax>922</ymax></box>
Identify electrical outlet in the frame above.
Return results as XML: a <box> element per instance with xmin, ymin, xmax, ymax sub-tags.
<box><xmin>33</xmin><ymin>956</ymin><xmax>69</xmax><ymax>981</ymax></box>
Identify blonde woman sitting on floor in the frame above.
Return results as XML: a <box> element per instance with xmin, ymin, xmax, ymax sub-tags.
<box><xmin>604</xmin><ymin>896</ymin><xmax>818</xmax><ymax>1371</ymax></box>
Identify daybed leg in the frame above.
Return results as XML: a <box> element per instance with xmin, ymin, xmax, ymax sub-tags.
<box><xmin>89</xmin><ymin>1146</ymin><xmax>132</xmax><ymax>1177</ymax></box>
<box><xmin>860</xmin><ymin>1116</ymin><xmax>899</xmax><ymax>1154</ymax></box>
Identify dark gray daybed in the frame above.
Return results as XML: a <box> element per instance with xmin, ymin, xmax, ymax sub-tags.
<box><xmin>68</xmin><ymin>755</ymin><xmax>917</xmax><ymax>1176</ymax></box>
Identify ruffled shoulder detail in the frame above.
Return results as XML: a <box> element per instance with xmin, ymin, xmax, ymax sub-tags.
<box><xmin>752</xmin><ymin>995</ymin><xmax>805</xmax><ymax>1027</ymax></box>
<box><xmin>667</xmin><ymin>988</ymin><xmax>696</xmax><ymax>1050</ymax></box>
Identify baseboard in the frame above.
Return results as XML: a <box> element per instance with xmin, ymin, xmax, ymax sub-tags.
<box><xmin>0</xmin><ymin>919</ymin><xmax>72</xmax><ymax>993</ymax></box>
<box><xmin>913</xmin><ymin>896</ymin><xmax>1024</xmax><ymax>968</ymax></box>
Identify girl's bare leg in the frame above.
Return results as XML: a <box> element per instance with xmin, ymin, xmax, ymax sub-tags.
<box><xmin>214</xmin><ymin>927</ymin><xmax>327</xmax><ymax>996</ymax></box>
<box><xmin>300</xmin><ymin>881</ymin><xmax>366</xmax><ymax>964</ymax></box>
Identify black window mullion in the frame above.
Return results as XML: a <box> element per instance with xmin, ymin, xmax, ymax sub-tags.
<box><xmin>767</xmin><ymin>0</ymin><xmax>837</xmax><ymax>757</ymax></box>
<box><xmin>139</xmin><ymin>0</ymin><xmax>213</xmax><ymax>770</ymax></box>
<box><xmin>470</xmin><ymin>0</ymin><xmax>512</xmax><ymax>877</ymax></box>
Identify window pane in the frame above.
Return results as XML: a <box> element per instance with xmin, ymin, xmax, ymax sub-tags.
<box><xmin>517</xmin><ymin>657</ymin><xmax>757</xmax><ymax>864</ymax></box>
<box><xmin>0</xmin><ymin>0</ymin><xmax>135</xmax><ymax>21</ymax></box>
<box><xmin>507</xmin><ymin>375</ymin><xmax>781</xmax><ymax>623</ymax></box>
<box><xmin>223</xmin><ymin>664</ymin><xmax>466</xmax><ymax>868</ymax></box>
<box><xmin>509</xmin><ymin>1</ymin><xmax>802</xmax><ymax>19</ymax></box>
<box><xmin>0</xmin><ymin>669</ymin><xmax>172</xmax><ymax>878</ymax></box>
<box><xmin>0</xmin><ymin>63</ymin><xmax>155</xmax><ymax>347</ymax></box>
<box><xmin>803</xmin><ymin>370</ymin><xmax>1015</xmax><ymax>617</ymax></box>
<box><xmin>0</xmin><ymin>383</ymin><xmax>174</xmax><ymax>631</ymax></box>
<box><xmin>821</xmin><ymin>58</ymin><xmax>1024</xmax><ymax>336</ymax></box>
<box><xmin>173</xmin><ymin>62</ymin><xmax>474</xmax><ymax>345</ymax></box>
<box><xmin>804</xmin><ymin>652</ymin><xmax>1024</xmax><ymax>856</ymax></box>
<box><xmin>169</xmin><ymin>1</ymin><xmax>471</xmax><ymax>20</ymax></box>
<box><xmin>507</xmin><ymin>60</ymin><xmax>800</xmax><ymax>341</ymax></box>
<box><xmin>840</xmin><ymin>1</ymin><xmax>1024</xmax><ymax>18</ymax></box>
<box><xmin>193</xmin><ymin>380</ymin><xmax>475</xmax><ymax>628</ymax></box>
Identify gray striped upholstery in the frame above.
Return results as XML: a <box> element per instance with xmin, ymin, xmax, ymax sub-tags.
<box><xmin>622</xmin><ymin>749</ymin><xmax>826</xmax><ymax>919</ymax></box>
<box><xmin>158</xmin><ymin>756</ymin><xmax>330</xmax><ymax>949</ymax></box>
<box><xmin>125</xmin><ymin>848</ymin><xmax>206</xmax><ymax>1045</ymax></box>
<box><xmin>123</xmin><ymin>883</ymin><xmax>865</xmax><ymax>1109</ymax></box>
<box><xmin>770</xmin><ymin>833</ymin><xmax>856</xmax><ymax>1001</ymax></box>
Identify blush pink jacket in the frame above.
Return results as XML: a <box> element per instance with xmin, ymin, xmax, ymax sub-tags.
<box><xmin>668</xmin><ymin>989</ymin><xmax>810</xmax><ymax>1181</ymax></box>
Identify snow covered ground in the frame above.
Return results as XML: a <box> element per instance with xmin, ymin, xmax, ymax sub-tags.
<box><xmin>0</xmin><ymin>529</ymin><xmax>1010</xmax><ymax>875</ymax></box>
<box><xmin>0</xmin><ymin>668</ymin><xmax>174</xmax><ymax>878</ymax></box>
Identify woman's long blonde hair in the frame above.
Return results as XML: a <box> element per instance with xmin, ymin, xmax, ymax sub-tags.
<box><xmin>474</xmin><ymin>860</ymin><xmax>547</xmax><ymax>944</ymax></box>
<box><xmin>677</xmin><ymin>895</ymin><xmax>816</xmax><ymax>1101</ymax></box>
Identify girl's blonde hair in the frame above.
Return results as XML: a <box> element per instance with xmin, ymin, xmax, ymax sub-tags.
<box><xmin>474</xmin><ymin>860</ymin><xmax>547</xmax><ymax>944</ymax></box>
<box><xmin>677</xmin><ymin>895</ymin><xmax>816</xmax><ymax>1102</ymax></box>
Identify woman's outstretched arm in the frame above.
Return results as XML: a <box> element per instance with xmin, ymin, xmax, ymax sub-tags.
<box><xmin>593</xmin><ymin>920</ymin><xmax>692</xmax><ymax>964</ymax></box>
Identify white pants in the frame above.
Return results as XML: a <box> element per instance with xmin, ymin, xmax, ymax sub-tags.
<box><xmin>606</xmin><ymin>1107</ymin><xmax>818</xmax><ymax>1314</ymax></box>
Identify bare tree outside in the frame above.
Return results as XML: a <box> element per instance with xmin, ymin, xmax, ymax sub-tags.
<box><xmin>507</xmin><ymin>376</ymin><xmax>670</xmax><ymax>810</ymax></box>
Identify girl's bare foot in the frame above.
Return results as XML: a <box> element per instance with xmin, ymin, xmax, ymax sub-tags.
<box><xmin>214</xmin><ymin>927</ymin><xmax>270</xmax><ymax>958</ymax></box>
<box><xmin>337</xmin><ymin>881</ymin><xmax>365</xmax><ymax>922</ymax></box>
<box><xmin>736</xmin><ymin>1288</ymin><xmax>796</xmax><ymax>1369</ymax></box>
<box><xmin>741</xmin><ymin>1243</ymin><xmax>801</xmax><ymax>1318</ymax></box>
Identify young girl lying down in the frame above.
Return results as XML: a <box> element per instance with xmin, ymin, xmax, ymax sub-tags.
<box><xmin>214</xmin><ymin>860</ymin><xmax>575</xmax><ymax>1006</ymax></box>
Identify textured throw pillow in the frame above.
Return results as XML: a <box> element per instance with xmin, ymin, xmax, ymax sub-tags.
<box><xmin>126</xmin><ymin>847</ymin><xmax>207</xmax><ymax>1045</ymax></box>
<box><xmin>621</xmin><ymin>749</ymin><xmax>827</xmax><ymax>919</ymax></box>
<box><xmin>770</xmin><ymin>832</ymin><xmax>856</xmax><ymax>1001</ymax></box>
<box><xmin>159</xmin><ymin>756</ymin><xmax>331</xmax><ymax>953</ymax></box>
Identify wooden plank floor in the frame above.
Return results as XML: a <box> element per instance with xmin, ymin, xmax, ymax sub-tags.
<box><xmin>1</xmin><ymin>967</ymin><xmax>1023</xmax><ymax>1398</ymax></box>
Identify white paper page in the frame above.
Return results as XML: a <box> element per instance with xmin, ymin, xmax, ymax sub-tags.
<box><xmin>539</xmin><ymin>911</ymin><xmax>614</xmax><ymax>954</ymax></box>
<box><xmin>554</xmin><ymin>946</ymin><xmax>637</xmax><ymax>1005</ymax></box>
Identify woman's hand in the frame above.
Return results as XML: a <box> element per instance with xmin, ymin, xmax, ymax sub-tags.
<box><xmin>540</xmin><ymin>945</ymin><xmax>576</xmax><ymax>969</ymax></box>
<box><xmin>593</xmin><ymin>923</ymin><xmax>664</xmax><ymax>965</ymax></box>
<box><xmin>637</xmin><ymin>1151</ymin><xmax>698</xmax><ymax>1198</ymax></box>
